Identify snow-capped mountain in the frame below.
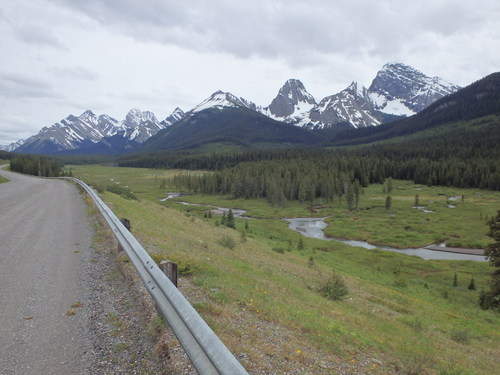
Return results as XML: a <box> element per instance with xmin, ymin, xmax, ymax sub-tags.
<box><xmin>119</xmin><ymin>109</ymin><xmax>163</xmax><ymax>143</ymax></box>
<box><xmin>15</xmin><ymin>110</ymin><xmax>121</xmax><ymax>153</ymax></box>
<box><xmin>263</xmin><ymin>79</ymin><xmax>317</xmax><ymax>122</ymax></box>
<box><xmin>0</xmin><ymin>138</ymin><xmax>26</xmax><ymax>152</ymax></box>
<box><xmin>265</xmin><ymin>63</ymin><xmax>460</xmax><ymax>130</ymax></box>
<box><xmin>305</xmin><ymin>82</ymin><xmax>383</xmax><ymax>129</ymax></box>
<box><xmin>161</xmin><ymin>107</ymin><xmax>185</xmax><ymax>127</ymax></box>
<box><xmin>13</xmin><ymin>108</ymin><xmax>169</xmax><ymax>154</ymax></box>
<box><xmin>4</xmin><ymin>62</ymin><xmax>461</xmax><ymax>154</ymax></box>
<box><xmin>189</xmin><ymin>90</ymin><xmax>257</xmax><ymax>114</ymax></box>
<box><xmin>368</xmin><ymin>62</ymin><xmax>461</xmax><ymax>115</ymax></box>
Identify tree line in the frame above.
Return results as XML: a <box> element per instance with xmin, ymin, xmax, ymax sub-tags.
<box><xmin>169</xmin><ymin>141</ymin><xmax>499</xmax><ymax>205</ymax></box>
<box><xmin>9</xmin><ymin>154</ymin><xmax>63</xmax><ymax>177</ymax></box>
<box><xmin>172</xmin><ymin>156</ymin><xmax>366</xmax><ymax>207</ymax></box>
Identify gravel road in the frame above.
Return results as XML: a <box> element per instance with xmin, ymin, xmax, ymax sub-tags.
<box><xmin>0</xmin><ymin>168</ymin><xmax>168</xmax><ymax>375</ymax></box>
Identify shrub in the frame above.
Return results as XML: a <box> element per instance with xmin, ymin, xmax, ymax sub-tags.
<box><xmin>106</xmin><ymin>184</ymin><xmax>137</xmax><ymax>200</ymax></box>
<box><xmin>218</xmin><ymin>235</ymin><xmax>236</xmax><ymax>250</ymax></box>
<box><xmin>450</xmin><ymin>328</ymin><xmax>470</xmax><ymax>344</ymax></box>
<box><xmin>319</xmin><ymin>272</ymin><xmax>348</xmax><ymax>301</ymax></box>
<box><xmin>402</xmin><ymin>316</ymin><xmax>425</xmax><ymax>332</ymax></box>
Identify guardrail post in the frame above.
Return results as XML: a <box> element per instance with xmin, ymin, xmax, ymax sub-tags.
<box><xmin>159</xmin><ymin>260</ymin><xmax>178</xmax><ymax>287</ymax></box>
<box><xmin>118</xmin><ymin>218</ymin><xmax>131</xmax><ymax>252</ymax></box>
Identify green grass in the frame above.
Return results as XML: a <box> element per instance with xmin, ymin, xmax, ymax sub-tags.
<box><xmin>71</xmin><ymin>164</ymin><xmax>500</xmax><ymax>374</ymax></box>
<box><xmin>0</xmin><ymin>161</ymin><xmax>9</xmax><ymax>183</ymax></box>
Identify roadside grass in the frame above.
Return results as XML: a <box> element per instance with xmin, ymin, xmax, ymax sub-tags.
<box><xmin>0</xmin><ymin>175</ymin><xmax>9</xmax><ymax>184</ymax></box>
<box><xmin>101</xmin><ymin>189</ymin><xmax>498</xmax><ymax>374</ymax></box>
<box><xmin>71</xmin><ymin>165</ymin><xmax>500</xmax><ymax>373</ymax></box>
<box><xmin>69</xmin><ymin>164</ymin><xmax>186</xmax><ymax>202</ymax></box>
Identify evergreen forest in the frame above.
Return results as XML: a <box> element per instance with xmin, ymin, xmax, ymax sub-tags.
<box><xmin>9</xmin><ymin>154</ymin><xmax>63</xmax><ymax>177</ymax></box>
<box><xmin>119</xmin><ymin>114</ymin><xmax>500</xmax><ymax>206</ymax></box>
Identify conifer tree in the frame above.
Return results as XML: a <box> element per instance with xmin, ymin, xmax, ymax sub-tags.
<box><xmin>297</xmin><ymin>238</ymin><xmax>304</xmax><ymax>251</ymax></box>
<box><xmin>226</xmin><ymin>209</ymin><xmax>235</xmax><ymax>229</ymax></box>
<box><xmin>468</xmin><ymin>278</ymin><xmax>476</xmax><ymax>290</ymax></box>
<box><xmin>480</xmin><ymin>210</ymin><xmax>500</xmax><ymax>310</ymax></box>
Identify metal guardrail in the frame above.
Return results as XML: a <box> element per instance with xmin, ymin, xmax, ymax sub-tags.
<box><xmin>64</xmin><ymin>177</ymin><xmax>248</xmax><ymax>375</ymax></box>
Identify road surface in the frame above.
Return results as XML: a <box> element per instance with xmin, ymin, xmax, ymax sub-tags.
<box><xmin>0</xmin><ymin>167</ymin><xmax>93</xmax><ymax>374</ymax></box>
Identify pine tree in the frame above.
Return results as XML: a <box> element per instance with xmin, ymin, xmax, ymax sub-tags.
<box><xmin>468</xmin><ymin>278</ymin><xmax>476</xmax><ymax>290</ymax></box>
<box><xmin>480</xmin><ymin>210</ymin><xmax>500</xmax><ymax>310</ymax></box>
<box><xmin>226</xmin><ymin>209</ymin><xmax>235</xmax><ymax>229</ymax></box>
<box><xmin>297</xmin><ymin>238</ymin><xmax>304</xmax><ymax>251</ymax></box>
<box><xmin>227</xmin><ymin>209</ymin><xmax>235</xmax><ymax>228</ymax></box>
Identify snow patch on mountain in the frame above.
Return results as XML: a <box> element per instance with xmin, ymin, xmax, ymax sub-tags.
<box><xmin>161</xmin><ymin>107</ymin><xmax>185</xmax><ymax>127</ymax></box>
<box><xmin>190</xmin><ymin>90</ymin><xmax>257</xmax><ymax>114</ymax></box>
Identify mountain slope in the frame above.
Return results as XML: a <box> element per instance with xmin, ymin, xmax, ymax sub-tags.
<box><xmin>161</xmin><ymin>107</ymin><xmax>185</xmax><ymax>127</ymax></box>
<box><xmin>143</xmin><ymin>106</ymin><xmax>320</xmax><ymax>152</ymax></box>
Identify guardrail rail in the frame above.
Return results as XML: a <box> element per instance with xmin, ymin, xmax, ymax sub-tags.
<box><xmin>64</xmin><ymin>177</ymin><xmax>248</xmax><ymax>375</ymax></box>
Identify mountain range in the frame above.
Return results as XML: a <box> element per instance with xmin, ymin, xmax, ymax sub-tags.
<box><xmin>1</xmin><ymin>63</ymin><xmax>461</xmax><ymax>154</ymax></box>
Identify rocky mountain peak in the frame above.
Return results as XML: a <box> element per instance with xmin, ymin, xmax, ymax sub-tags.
<box><xmin>266</xmin><ymin>79</ymin><xmax>316</xmax><ymax>119</ymax></box>
<box><xmin>162</xmin><ymin>107</ymin><xmax>185</xmax><ymax>127</ymax></box>
<box><xmin>124</xmin><ymin>109</ymin><xmax>159</xmax><ymax>128</ymax></box>
<box><xmin>369</xmin><ymin>62</ymin><xmax>461</xmax><ymax>113</ymax></box>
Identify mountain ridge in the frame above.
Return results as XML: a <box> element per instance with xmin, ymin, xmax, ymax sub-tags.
<box><xmin>2</xmin><ymin>62</ymin><xmax>463</xmax><ymax>154</ymax></box>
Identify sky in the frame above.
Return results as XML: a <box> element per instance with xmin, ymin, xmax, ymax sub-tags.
<box><xmin>1</xmin><ymin>0</ymin><xmax>499</xmax><ymax>145</ymax></box>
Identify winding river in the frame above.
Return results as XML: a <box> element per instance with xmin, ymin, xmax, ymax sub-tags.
<box><xmin>160</xmin><ymin>194</ymin><xmax>487</xmax><ymax>262</ymax></box>
<box><xmin>284</xmin><ymin>217</ymin><xmax>487</xmax><ymax>262</ymax></box>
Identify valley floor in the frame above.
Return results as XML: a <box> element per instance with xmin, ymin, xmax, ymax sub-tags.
<box><xmin>70</xmin><ymin>165</ymin><xmax>500</xmax><ymax>375</ymax></box>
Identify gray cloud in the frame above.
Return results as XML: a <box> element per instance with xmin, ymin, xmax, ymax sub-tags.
<box><xmin>51</xmin><ymin>0</ymin><xmax>500</xmax><ymax>67</ymax></box>
<box><xmin>0</xmin><ymin>73</ymin><xmax>56</xmax><ymax>99</ymax></box>
<box><xmin>47</xmin><ymin>66</ymin><xmax>99</xmax><ymax>81</ymax></box>
<box><xmin>15</xmin><ymin>24</ymin><xmax>67</xmax><ymax>50</ymax></box>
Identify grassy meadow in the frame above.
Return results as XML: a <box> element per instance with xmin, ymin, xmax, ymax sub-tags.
<box><xmin>70</xmin><ymin>164</ymin><xmax>500</xmax><ymax>374</ymax></box>
<box><xmin>0</xmin><ymin>162</ymin><xmax>10</xmax><ymax>183</ymax></box>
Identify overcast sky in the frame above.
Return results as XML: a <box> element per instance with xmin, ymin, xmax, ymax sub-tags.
<box><xmin>1</xmin><ymin>0</ymin><xmax>499</xmax><ymax>145</ymax></box>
